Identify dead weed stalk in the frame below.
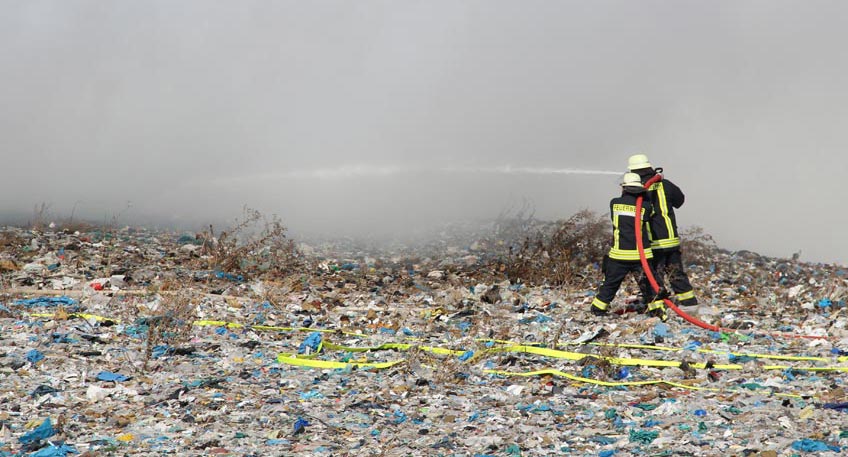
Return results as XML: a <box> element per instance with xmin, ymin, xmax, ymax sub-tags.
<box><xmin>203</xmin><ymin>207</ymin><xmax>303</xmax><ymax>280</ymax></box>
<box><xmin>140</xmin><ymin>288</ymin><xmax>198</xmax><ymax>372</ymax></box>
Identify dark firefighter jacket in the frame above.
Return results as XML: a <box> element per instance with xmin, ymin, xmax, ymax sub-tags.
<box><xmin>639</xmin><ymin>173</ymin><xmax>685</xmax><ymax>250</ymax></box>
<box><xmin>608</xmin><ymin>191</ymin><xmax>654</xmax><ymax>261</ymax></box>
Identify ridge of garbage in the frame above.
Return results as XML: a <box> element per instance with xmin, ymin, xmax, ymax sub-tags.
<box><xmin>1</xmin><ymin>216</ymin><xmax>846</xmax><ymax>456</ymax></box>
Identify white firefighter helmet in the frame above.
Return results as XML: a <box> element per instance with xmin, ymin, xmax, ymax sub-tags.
<box><xmin>627</xmin><ymin>153</ymin><xmax>652</xmax><ymax>171</ymax></box>
<box><xmin>621</xmin><ymin>172</ymin><xmax>643</xmax><ymax>187</ymax></box>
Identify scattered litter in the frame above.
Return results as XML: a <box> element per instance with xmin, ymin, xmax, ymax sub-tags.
<box><xmin>95</xmin><ymin>371</ymin><xmax>131</xmax><ymax>382</ymax></box>
<box><xmin>18</xmin><ymin>418</ymin><xmax>56</xmax><ymax>444</ymax></box>
<box><xmin>293</xmin><ymin>417</ymin><xmax>309</xmax><ymax>435</ymax></box>
<box><xmin>791</xmin><ymin>438</ymin><xmax>841</xmax><ymax>453</ymax></box>
<box><xmin>25</xmin><ymin>349</ymin><xmax>45</xmax><ymax>363</ymax></box>
<box><xmin>29</xmin><ymin>443</ymin><xmax>78</xmax><ymax>457</ymax></box>
<box><xmin>298</xmin><ymin>332</ymin><xmax>322</xmax><ymax>354</ymax></box>
<box><xmin>0</xmin><ymin>221</ymin><xmax>846</xmax><ymax>455</ymax></box>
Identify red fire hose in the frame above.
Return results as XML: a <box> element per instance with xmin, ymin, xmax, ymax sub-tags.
<box><xmin>634</xmin><ymin>174</ymin><xmax>827</xmax><ymax>340</ymax></box>
<box><xmin>634</xmin><ymin>174</ymin><xmax>720</xmax><ymax>331</ymax></box>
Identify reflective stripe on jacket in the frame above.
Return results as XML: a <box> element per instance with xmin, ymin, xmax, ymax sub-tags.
<box><xmin>608</xmin><ymin>193</ymin><xmax>654</xmax><ymax>261</ymax></box>
<box><xmin>644</xmin><ymin>178</ymin><xmax>684</xmax><ymax>250</ymax></box>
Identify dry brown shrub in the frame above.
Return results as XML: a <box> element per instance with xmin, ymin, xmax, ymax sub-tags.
<box><xmin>498</xmin><ymin>210</ymin><xmax>610</xmax><ymax>287</ymax></box>
<box><xmin>30</xmin><ymin>202</ymin><xmax>51</xmax><ymax>231</ymax></box>
<box><xmin>680</xmin><ymin>226</ymin><xmax>720</xmax><ymax>267</ymax></box>
<box><xmin>60</xmin><ymin>220</ymin><xmax>95</xmax><ymax>233</ymax></box>
<box><xmin>0</xmin><ymin>231</ymin><xmax>24</xmax><ymax>249</ymax></box>
<box><xmin>141</xmin><ymin>289</ymin><xmax>198</xmax><ymax>371</ymax></box>
<box><xmin>203</xmin><ymin>207</ymin><xmax>304</xmax><ymax>279</ymax></box>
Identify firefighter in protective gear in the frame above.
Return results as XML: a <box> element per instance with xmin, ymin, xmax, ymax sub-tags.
<box><xmin>590</xmin><ymin>173</ymin><xmax>667</xmax><ymax>321</ymax></box>
<box><xmin>628</xmin><ymin>154</ymin><xmax>698</xmax><ymax>308</ymax></box>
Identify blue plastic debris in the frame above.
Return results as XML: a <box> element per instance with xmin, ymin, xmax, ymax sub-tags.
<box><xmin>30</xmin><ymin>385</ymin><xmax>59</xmax><ymax>398</ymax></box>
<box><xmin>504</xmin><ymin>444</ymin><xmax>522</xmax><ymax>456</ymax></box>
<box><xmin>266</xmin><ymin>439</ymin><xmax>291</xmax><ymax>445</ymax></box>
<box><xmin>591</xmin><ymin>436</ymin><xmax>618</xmax><ymax>445</ymax></box>
<box><xmin>683</xmin><ymin>341</ymin><xmax>702</xmax><ymax>351</ymax></box>
<box><xmin>628</xmin><ymin>429</ymin><xmax>659</xmax><ymax>444</ymax></box>
<box><xmin>790</xmin><ymin>438</ymin><xmax>841</xmax><ymax>452</ymax></box>
<box><xmin>19</xmin><ymin>417</ymin><xmax>56</xmax><ymax>444</ymax></box>
<box><xmin>26</xmin><ymin>349</ymin><xmax>45</xmax><ymax>363</ymax></box>
<box><xmin>123</xmin><ymin>324</ymin><xmax>149</xmax><ymax>338</ymax></box>
<box><xmin>51</xmin><ymin>333</ymin><xmax>75</xmax><ymax>344</ymax></box>
<box><xmin>533</xmin><ymin>311</ymin><xmax>553</xmax><ymax>323</ymax></box>
<box><xmin>151</xmin><ymin>345</ymin><xmax>171</xmax><ymax>358</ymax></box>
<box><xmin>728</xmin><ymin>354</ymin><xmax>757</xmax><ymax>363</ymax></box>
<box><xmin>818</xmin><ymin>298</ymin><xmax>832</xmax><ymax>308</ymax></box>
<box><xmin>214</xmin><ymin>271</ymin><xmax>244</xmax><ymax>282</ymax></box>
<box><xmin>599</xmin><ymin>451</ymin><xmax>617</xmax><ymax>457</ymax></box>
<box><xmin>458</xmin><ymin>350</ymin><xmax>474</xmax><ymax>362</ymax></box>
<box><xmin>14</xmin><ymin>296</ymin><xmax>78</xmax><ymax>307</ymax></box>
<box><xmin>392</xmin><ymin>410</ymin><xmax>407</xmax><ymax>424</ymax></box>
<box><xmin>823</xmin><ymin>402</ymin><xmax>848</xmax><ymax>412</ymax></box>
<box><xmin>299</xmin><ymin>390</ymin><xmax>324</xmax><ymax>400</ymax></box>
<box><xmin>293</xmin><ymin>417</ymin><xmax>309</xmax><ymax>435</ymax></box>
<box><xmin>783</xmin><ymin>368</ymin><xmax>797</xmax><ymax>381</ymax></box>
<box><xmin>517</xmin><ymin>402</ymin><xmax>557</xmax><ymax>414</ymax></box>
<box><xmin>519</xmin><ymin>313</ymin><xmax>553</xmax><ymax>324</ymax></box>
<box><xmin>613</xmin><ymin>416</ymin><xmax>625</xmax><ymax>429</ymax></box>
<box><xmin>298</xmin><ymin>332</ymin><xmax>322</xmax><ymax>354</ymax></box>
<box><xmin>29</xmin><ymin>443</ymin><xmax>78</xmax><ymax>457</ymax></box>
<box><xmin>694</xmin><ymin>409</ymin><xmax>706</xmax><ymax>417</ymax></box>
<box><xmin>614</xmin><ymin>368</ymin><xmax>630</xmax><ymax>380</ymax></box>
<box><xmin>652</xmin><ymin>323</ymin><xmax>670</xmax><ymax>339</ymax></box>
<box><xmin>96</xmin><ymin>371</ymin><xmax>130</xmax><ymax>382</ymax></box>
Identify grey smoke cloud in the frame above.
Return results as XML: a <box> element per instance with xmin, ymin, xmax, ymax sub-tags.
<box><xmin>1</xmin><ymin>1</ymin><xmax>847</xmax><ymax>263</ymax></box>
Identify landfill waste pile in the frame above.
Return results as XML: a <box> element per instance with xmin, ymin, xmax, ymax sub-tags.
<box><xmin>1</xmin><ymin>215</ymin><xmax>847</xmax><ymax>457</ymax></box>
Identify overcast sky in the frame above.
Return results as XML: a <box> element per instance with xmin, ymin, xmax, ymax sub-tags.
<box><xmin>1</xmin><ymin>1</ymin><xmax>846</xmax><ymax>263</ymax></box>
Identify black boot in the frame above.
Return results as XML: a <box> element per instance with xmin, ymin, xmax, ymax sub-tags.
<box><xmin>590</xmin><ymin>305</ymin><xmax>608</xmax><ymax>317</ymax></box>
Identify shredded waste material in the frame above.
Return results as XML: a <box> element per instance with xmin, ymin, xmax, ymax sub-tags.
<box><xmin>1</xmin><ymin>221</ymin><xmax>847</xmax><ymax>456</ymax></box>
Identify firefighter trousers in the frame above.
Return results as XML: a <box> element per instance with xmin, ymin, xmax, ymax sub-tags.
<box><xmin>592</xmin><ymin>256</ymin><xmax>663</xmax><ymax>311</ymax></box>
<box><xmin>639</xmin><ymin>247</ymin><xmax>697</xmax><ymax>306</ymax></box>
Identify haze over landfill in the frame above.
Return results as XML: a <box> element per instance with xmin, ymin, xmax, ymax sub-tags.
<box><xmin>3</xmin><ymin>3</ymin><xmax>848</xmax><ymax>456</ymax></box>
<box><xmin>2</xmin><ymin>1</ymin><xmax>847</xmax><ymax>263</ymax></box>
